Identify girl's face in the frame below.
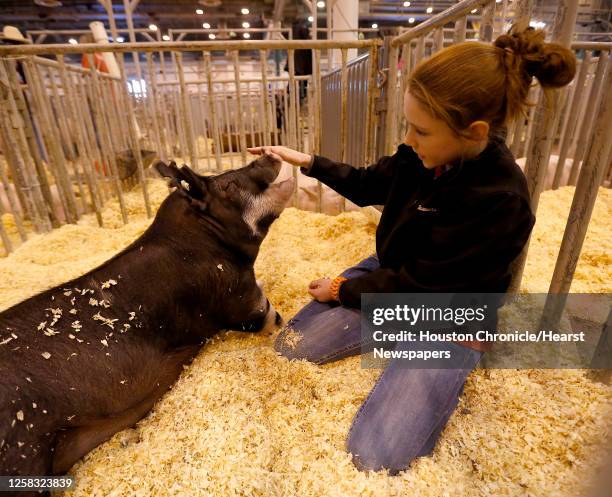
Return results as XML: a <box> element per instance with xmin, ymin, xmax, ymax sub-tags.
<box><xmin>403</xmin><ymin>91</ymin><xmax>466</xmax><ymax>169</ymax></box>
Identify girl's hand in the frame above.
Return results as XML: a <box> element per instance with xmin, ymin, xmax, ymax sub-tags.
<box><xmin>308</xmin><ymin>278</ymin><xmax>334</xmax><ymax>302</ymax></box>
<box><xmin>248</xmin><ymin>146</ymin><xmax>312</xmax><ymax>169</ymax></box>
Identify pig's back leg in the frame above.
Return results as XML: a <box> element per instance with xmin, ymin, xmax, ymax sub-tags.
<box><xmin>52</xmin><ymin>345</ymin><xmax>201</xmax><ymax>474</ymax></box>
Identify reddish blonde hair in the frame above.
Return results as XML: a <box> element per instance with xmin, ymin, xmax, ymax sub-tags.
<box><xmin>407</xmin><ymin>26</ymin><xmax>577</xmax><ymax>137</ymax></box>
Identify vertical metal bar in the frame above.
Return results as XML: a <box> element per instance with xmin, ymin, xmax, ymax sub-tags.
<box><xmin>160</xmin><ymin>89</ymin><xmax>174</xmax><ymax>159</ymax></box>
<box><xmin>340</xmin><ymin>48</ymin><xmax>349</xmax><ymax>212</ymax></box>
<box><xmin>197</xmin><ymin>84</ymin><xmax>212</xmax><ymax>171</ymax></box>
<box><xmin>0</xmin><ymin>60</ymin><xmax>53</xmax><ymax>230</ymax></box>
<box><xmin>45</xmin><ymin>64</ymin><xmax>87</xmax><ymax>216</ymax></box>
<box><xmin>480</xmin><ymin>1</ymin><xmax>495</xmax><ymax>42</ymax></box>
<box><xmin>80</xmin><ymin>75</ymin><xmax>111</xmax><ymax>204</ymax></box>
<box><xmin>542</xmin><ymin>60</ymin><xmax>612</xmax><ymax>327</ymax></box>
<box><xmin>313</xmin><ymin>48</ymin><xmax>322</xmax><ymax>154</ymax></box>
<box><xmin>0</xmin><ymin>147</ymin><xmax>26</xmax><ymax>242</ymax></box>
<box><xmin>259</xmin><ymin>50</ymin><xmax>272</xmax><ymax>146</ymax></box>
<box><xmin>246</xmin><ymin>82</ymin><xmax>256</xmax><ymax>150</ymax></box>
<box><xmin>521</xmin><ymin>86</ymin><xmax>540</xmax><ymax>158</ymax></box>
<box><xmin>145</xmin><ymin>52</ymin><xmax>165</xmax><ymax>161</ymax></box>
<box><xmin>453</xmin><ymin>17</ymin><xmax>467</xmax><ymax>44</ymax></box>
<box><xmin>415</xmin><ymin>37</ymin><xmax>425</xmax><ymax>66</ymax></box>
<box><xmin>0</xmin><ymin>203</ymin><xmax>13</xmax><ymax>254</ymax></box>
<box><xmin>87</xmin><ymin>53</ymin><xmax>129</xmax><ymax>224</ymax></box>
<box><xmin>203</xmin><ymin>52</ymin><xmax>223</xmax><ymax>170</ymax></box>
<box><xmin>0</xmin><ymin>110</ymin><xmax>44</xmax><ymax>233</ymax></box>
<box><xmin>552</xmin><ymin>53</ymin><xmax>590</xmax><ymax>189</ymax></box>
<box><xmin>433</xmin><ymin>27</ymin><xmax>444</xmax><ymax>53</ymax></box>
<box><xmin>307</xmin><ymin>77</ymin><xmax>315</xmax><ymax>155</ymax></box>
<box><xmin>357</xmin><ymin>61</ymin><xmax>368</xmax><ymax>166</ymax></box>
<box><xmin>513</xmin><ymin>0</ymin><xmax>534</xmax><ymax>31</ymax></box>
<box><xmin>365</xmin><ymin>45</ymin><xmax>378</xmax><ymax>165</ymax></box>
<box><xmin>296</xmin><ymin>79</ymin><xmax>304</xmax><ymax>151</ymax></box>
<box><xmin>116</xmin><ymin>51</ymin><xmax>152</xmax><ymax>217</ymax></box>
<box><xmin>57</xmin><ymin>55</ymin><xmax>103</xmax><ymax>226</ymax></box>
<box><xmin>25</xmin><ymin>59</ymin><xmax>79</xmax><ymax>224</ymax></box>
<box><xmin>175</xmin><ymin>52</ymin><xmax>198</xmax><ymax>169</ymax></box>
<box><xmin>498</xmin><ymin>0</ymin><xmax>509</xmax><ymax>38</ymax></box>
<box><xmin>287</xmin><ymin>49</ymin><xmax>298</xmax><ymax>149</ymax></box>
<box><xmin>568</xmin><ymin>52</ymin><xmax>609</xmax><ymax>185</ymax></box>
<box><xmin>222</xmin><ymin>83</ymin><xmax>235</xmax><ymax>169</ymax></box>
<box><xmin>232</xmin><ymin>50</ymin><xmax>247</xmax><ymax>166</ymax></box>
<box><xmin>270</xmin><ymin>85</ymin><xmax>278</xmax><ymax>147</ymax></box>
<box><xmin>508</xmin><ymin>0</ymin><xmax>578</xmax><ymax>293</ymax></box>
<box><xmin>384</xmin><ymin>44</ymin><xmax>400</xmax><ymax>155</ymax></box>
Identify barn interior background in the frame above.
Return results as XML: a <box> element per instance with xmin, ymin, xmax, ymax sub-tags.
<box><xmin>0</xmin><ymin>0</ymin><xmax>611</xmax><ymax>496</ymax></box>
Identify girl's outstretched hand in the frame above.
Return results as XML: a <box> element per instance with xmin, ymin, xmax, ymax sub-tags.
<box><xmin>248</xmin><ymin>146</ymin><xmax>312</xmax><ymax>169</ymax></box>
<box><xmin>308</xmin><ymin>278</ymin><xmax>334</xmax><ymax>302</ymax></box>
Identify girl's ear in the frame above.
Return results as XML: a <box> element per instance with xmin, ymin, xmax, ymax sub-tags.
<box><xmin>466</xmin><ymin>121</ymin><xmax>490</xmax><ymax>142</ymax></box>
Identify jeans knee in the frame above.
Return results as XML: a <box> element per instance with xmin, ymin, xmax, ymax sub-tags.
<box><xmin>346</xmin><ymin>430</ymin><xmax>412</xmax><ymax>476</ymax></box>
<box><xmin>274</xmin><ymin>325</ymin><xmax>313</xmax><ymax>362</ymax></box>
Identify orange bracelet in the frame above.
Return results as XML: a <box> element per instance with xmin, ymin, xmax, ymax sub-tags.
<box><xmin>329</xmin><ymin>276</ymin><xmax>348</xmax><ymax>302</ymax></box>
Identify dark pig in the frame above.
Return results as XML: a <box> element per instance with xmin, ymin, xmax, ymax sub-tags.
<box><xmin>115</xmin><ymin>149</ymin><xmax>157</xmax><ymax>180</ymax></box>
<box><xmin>0</xmin><ymin>153</ymin><xmax>294</xmax><ymax>495</ymax></box>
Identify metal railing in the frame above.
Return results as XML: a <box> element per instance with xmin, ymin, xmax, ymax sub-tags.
<box><xmin>0</xmin><ymin>39</ymin><xmax>381</xmax><ymax>256</ymax></box>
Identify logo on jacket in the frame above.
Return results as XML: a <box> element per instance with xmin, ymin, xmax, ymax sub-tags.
<box><xmin>416</xmin><ymin>204</ymin><xmax>439</xmax><ymax>212</ymax></box>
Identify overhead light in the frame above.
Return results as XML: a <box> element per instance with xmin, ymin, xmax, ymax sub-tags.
<box><xmin>408</xmin><ymin>17</ymin><xmax>415</xmax><ymax>24</ymax></box>
<box><xmin>317</xmin><ymin>1</ymin><xmax>325</xmax><ymax>7</ymax></box>
<box><xmin>229</xmin><ymin>31</ymin><xmax>237</xmax><ymax>37</ymax></box>
<box><xmin>242</xmin><ymin>21</ymin><xmax>250</xmax><ymax>28</ymax></box>
<box><xmin>471</xmin><ymin>8</ymin><xmax>478</xmax><ymax>13</ymax></box>
<box><xmin>403</xmin><ymin>1</ymin><xmax>410</xmax><ymax>6</ymax></box>
<box><xmin>426</xmin><ymin>7</ymin><xmax>433</xmax><ymax>13</ymax></box>
<box><xmin>243</xmin><ymin>32</ymin><xmax>250</xmax><ymax>39</ymax></box>
<box><xmin>116</xmin><ymin>36</ymin><xmax>124</xmax><ymax>42</ymax></box>
<box><xmin>162</xmin><ymin>34</ymin><xmax>170</xmax><ymax>41</ymax></box>
<box><xmin>496</xmin><ymin>0</ymin><xmax>502</xmax><ymax>2</ymax></box>
<box><xmin>241</xmin><ymin>7</ymin><xmax>249</xmax><ymax>15</ymax></box>
<box><xmin>209</xmin><ymin>33</ymin><xmax>216</xmax><ymax>40</ymax></box>
<box><xmin>203</xmin><ymin>22</ymin><xmax>211</xmax><ymax>29</ymax></box>
<box><xmin>149</xmin><ymin>24</ymin><xmax>158</xmax><ymax>31</ymax></box>
<box><xmin>195</xmin><ymin>8</ymin><xmax>203</xmax><ymax>15</ymax></box>
<box><xmin>371</xmin><ymin>23</ymin><xmax>378</xmax><ymax>29</ymax></box>
<box><xmin>68</xmin><ymin>38</ymin><xmax>78</xmax><ymax>44</ymax></box>
<box><xmin>308</xmin><ymin>15</ymin><xmax>314</xmax><ymax>22</ymax></box>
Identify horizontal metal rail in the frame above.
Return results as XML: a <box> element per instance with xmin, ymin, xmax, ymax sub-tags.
<box><xmin>391</xmin><ymin>0</ymin><xmax>492</xmax><ymax>47</ymax></box>
<box><xmin>0</xmin><ymin>39</ymin><xmax>382</xmax><ymax>57</ymax></box>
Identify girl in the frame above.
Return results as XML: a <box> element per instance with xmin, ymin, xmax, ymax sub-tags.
<box><xmin>249</xmin><ymin>26</ymin><xmax>576</xmax><ymax>475</ymax></box>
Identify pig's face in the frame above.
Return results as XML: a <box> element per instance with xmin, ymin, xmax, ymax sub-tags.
<box><xmin>155</xmin><ymin>155</ymin><xmax>294</xmax><ymax>244</ymax></box>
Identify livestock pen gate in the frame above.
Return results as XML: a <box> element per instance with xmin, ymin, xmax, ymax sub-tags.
<box><xmin>0</xmin><ymin>0</ymin><xmax>611</xmax><ymax>329</ymax></box>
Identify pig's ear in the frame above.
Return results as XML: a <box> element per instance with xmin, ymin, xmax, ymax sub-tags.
<box><xmin>154</xmin><ymin>161</ymin><xmax>209</xmax><ymax>211</ymax></box>
<box><xmin>154</xmin><ymin>160</ymin><xmax>181</xmax><ymax>183</ymax></box>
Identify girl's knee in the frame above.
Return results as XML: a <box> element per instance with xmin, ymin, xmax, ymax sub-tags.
<box><xmin>346</xmin><ymin>430</ymin><xmax>412</xmax><ymax>476</ymax></box>
<box><xmin>274</xmin><ymin>325</ymin><xmax>315</xmax><ymax>362</ymax></box>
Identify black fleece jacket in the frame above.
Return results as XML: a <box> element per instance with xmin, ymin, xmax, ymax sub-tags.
<box><xmin>301</xmin><ymin>137</ymin><xmax>535</xmax><ymax>308</ymax></box>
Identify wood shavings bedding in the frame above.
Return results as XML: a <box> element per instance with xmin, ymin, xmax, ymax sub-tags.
<box><xmin>0</xmin><ymin>181</ymin><xmax>610</xmax><ymax>497</ymax></box>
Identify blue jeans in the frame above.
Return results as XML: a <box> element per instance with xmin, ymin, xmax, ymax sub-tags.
<box><xmin>274</xmin><ymin>255</ymin><xmax>483</xmax><ymax>475</ymax></box>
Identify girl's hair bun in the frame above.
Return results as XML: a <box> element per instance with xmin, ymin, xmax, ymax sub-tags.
<box><xmin>494</xmin><ymin>26</ymin><xmax>576</xmax><ymax>88</ymax></box>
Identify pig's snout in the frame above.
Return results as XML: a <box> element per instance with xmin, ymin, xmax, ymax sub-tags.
<box><xmin>262</xmin><ymin>301</ymin><xmax>283</xmax><ymax>333</ymax></box>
